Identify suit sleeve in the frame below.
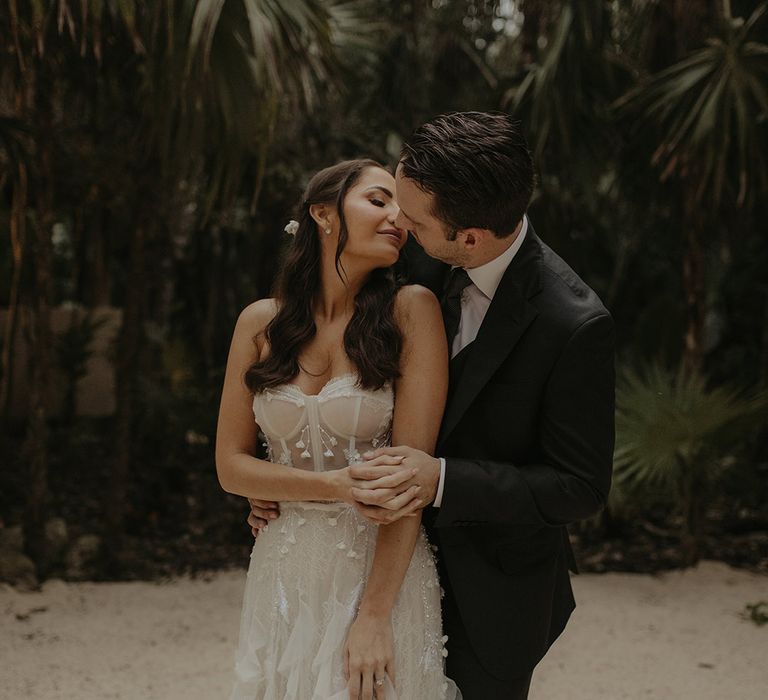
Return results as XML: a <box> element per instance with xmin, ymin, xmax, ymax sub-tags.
<box><xmin>434</xmin><ymin>312</ymin><xmax>615</xmax><ymax>528</ymax></box>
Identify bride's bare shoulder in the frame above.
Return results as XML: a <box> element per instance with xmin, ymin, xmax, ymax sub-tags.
<box><xmin>234</xmin><ymin>298</ymin><xmax>279</xmax><ymax>343</ymax></box>
<box><xmin>394</xmin><ymin>284</ymin><xmax>441</xmax><ymax>327</ymax></box>
<box><xmin>239</xmin><ymin>297</ymin><xmax>277</xmax><ymax>324</ymax></box>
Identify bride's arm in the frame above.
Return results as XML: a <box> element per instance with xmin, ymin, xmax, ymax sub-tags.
<box><xmin>345</xmin><ymin>285</ymin><xmax>448</xmax><ymax>696</ymax></box>
<box><xmin>356</xmin><ymin>285</ymin><xmax>448</xmax><ymax>613</ymax></box>
<box><xmin>216</xmin><ymin>300</ymin><xmax>354</xmax><ymax>502</ymax></box>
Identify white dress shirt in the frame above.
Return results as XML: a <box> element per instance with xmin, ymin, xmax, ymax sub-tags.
<box><xmin>433</xmin><ymin>216</ymin><xmax>529</xmax><ymax>507</ymax></box>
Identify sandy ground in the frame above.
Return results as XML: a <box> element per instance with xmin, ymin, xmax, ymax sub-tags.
<box><xmin>1</xmin><ymin>560</ymin><xmax>766</xmax><ymax>700</ymax></box>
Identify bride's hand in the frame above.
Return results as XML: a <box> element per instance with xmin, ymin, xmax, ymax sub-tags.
<box><xmin>326</xmin><ymin>466</ymin><xmax>359</xmax><ymax>505</ymax></box>
<box><xmin>343</xmin><ymin>611</ymin><xmax>395</xmax><ymax>700</ymax></box>
<box><xmin>328</xmin><ymin>458</ymin><xmax>412</xmax><ymax>505</ymax></box>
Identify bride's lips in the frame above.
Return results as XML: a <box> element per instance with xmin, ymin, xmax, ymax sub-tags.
<box><xmin>377</xmin><ymin>228</ymin><xmax>403</xmax><ymax>244</ymax></box>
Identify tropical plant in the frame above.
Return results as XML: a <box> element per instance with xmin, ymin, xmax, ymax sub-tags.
<box><xmin>504</xmin><ymin>0</ymin><xmax>638</xmax><ymax>308</ymax></box>
<box><xmin>506</xmin><ymin>0</ymin><xmax>626</xmax><ymax>173</ymax></box>
<box><xmin>616</xmin><ymin>2</ymin><xmax>768</xmax><ymax>374</ymax></box>
<box><xmin>1</xmin><ymin>0</ymin><xmax>766</xmax><ymax>582</ymax></box>
<box><xmin>0</xmin><ymin>0</ymin><xmax>370</xmax><ymax>572</ymax></box>
<box><xmin>612</xmin><ymin>363</ymin><xmax>767</xmax><ymax>563</ymax></box>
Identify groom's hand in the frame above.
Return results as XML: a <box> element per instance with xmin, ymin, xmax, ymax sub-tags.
<box><xmin>246</xmin><ymin>498</ymin><xmax>280</xmax><ymax>537</ymax></box>
<box><xmin>350</xmin><ymin>446</ymin><xmax>440</xmax><ymax>524</ymax></box>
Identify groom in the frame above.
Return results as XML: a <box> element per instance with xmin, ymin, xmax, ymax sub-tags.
<box><xmin>249</xmin><ymin>112</ymin><xmax>615</xmax><ymax>699</ymax></box>
<box><xmin>348</xmin><ymin>111</ymin><xmax>615</xmax><ymax>698</ymax></box>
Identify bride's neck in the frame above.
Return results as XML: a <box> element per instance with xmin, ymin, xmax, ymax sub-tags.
<box><xmin>316</xmin><ymin>257</ymin><xmax>368</xmax><ymax>323</ymax></box>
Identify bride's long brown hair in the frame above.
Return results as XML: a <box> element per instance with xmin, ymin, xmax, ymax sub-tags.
<box><xmin>245</xmin><ymin>159</ymin><xmax>403</xmax><ymax>393</ymax></box>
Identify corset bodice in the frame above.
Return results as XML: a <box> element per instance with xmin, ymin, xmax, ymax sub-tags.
<box><xmin>252</xmin><ymin>373</ymin><xmax>393</xmax><ymax>471</ymax></box>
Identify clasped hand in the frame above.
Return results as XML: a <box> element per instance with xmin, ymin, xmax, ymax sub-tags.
<box><xmin>246</xmin><ymin>446</ymin><xmax>440</xmax><ymax>533</ymax></box>
<box><xmin>349</xmin><ymin>446</ymin><xmax>440</xmax><ymax>525</ymax></box>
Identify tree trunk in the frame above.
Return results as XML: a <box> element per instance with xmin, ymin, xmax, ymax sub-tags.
<box><xmin>680</xmin><ymin>472</ymin><xmax>703</xmax><ymax>566</ymax></box>
<box><xmin>23</xmin><ymin>137</ymin><xmax>55</xmax><ymax>575</ymax></box>
<box><xmin>0</xmin><ymin>164</ymin><xmax>27</xmax><ymax>419</ymax></box>
<box><xmin>106</xmin><ymin>223</ymin><xmax>146</xmax><ymax>570</ymax></box>
<box><xmin>202</xmin><ymin>225</ymin><xmax>222</xmax><ymax>373</ymax></box>
<box><xmin>605</xmin><ymin>232</ymin><xmax>634</xmax><ymax>309</ymax></box>
<box><xmin>90</xmin><ymin>204</ymin><xmax>112</xmax><ymax>306</ymax></box>
<box><xmin>761</xmin><ymin>285</ymin><xmax>768</xmax><ymax>386</ymax></box>
<box><xmin>681</xmin><ymin>195</ymin><xmax>706</xmax><ymax>377</ymax></box>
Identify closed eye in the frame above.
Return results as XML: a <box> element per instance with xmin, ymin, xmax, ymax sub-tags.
<box><xmin>370</xmin><ymin>198</ymin><xmax>386</xmax><ymax>207</ymax></box>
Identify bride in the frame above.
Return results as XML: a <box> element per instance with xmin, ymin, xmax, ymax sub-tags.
<box><xmin>215</xmin><ymin>159</ymin><xmax>460</xmax><ymax>699</ymax></box>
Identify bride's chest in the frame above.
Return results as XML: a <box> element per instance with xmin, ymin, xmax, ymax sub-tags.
<box><xmin>252</xmin><ymin>375</ymin><xmax>393</xmax><ymax>441</ymax></box>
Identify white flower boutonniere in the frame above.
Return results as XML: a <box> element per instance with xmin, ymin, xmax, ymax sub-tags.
<box><xmin>284</xmin><ymin>220</ymin><xmax>299</xmax><ymax>236</ymax></box>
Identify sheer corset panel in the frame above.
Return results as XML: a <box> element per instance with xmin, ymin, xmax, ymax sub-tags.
<box><xmin>252</xmin><ymin>373</ymin><xmax>394</xmax><ymax>472</ymax></box>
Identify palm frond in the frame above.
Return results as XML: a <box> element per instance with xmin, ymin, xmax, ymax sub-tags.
<box><xmin>613</xmin><ymin>364</ymin><xmax>767</xmax><ymax>506</ymax></box>
<box><xmin>179</xmin><ymin>0</ymin><xmax>374</xmax><ymax>207</ymax></box>
<box><xmin>615</xmin><ymin>3</ymin><xmax>768</xmax><ymax>208</ymax></box>
<box><xmin>506</xmin><ymin>0</ymin><xmax>628</xmax><ymax>169</ymax></box>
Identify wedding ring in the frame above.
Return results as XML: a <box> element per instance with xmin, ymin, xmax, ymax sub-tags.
<box><xmin>374</xmin><ymin>676</ymin><xmax>385</xmax><ymax>686</ymax></box>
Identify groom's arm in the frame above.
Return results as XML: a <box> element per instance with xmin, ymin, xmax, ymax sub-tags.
<box><xmin>353</xmin><ymin>312</ymin><xmax>615</xmax><ymax>528</ymax></box>
<box><xmin>442</xmin><ymin>312</ymin><xmax>615</xmax><ymax>527</ymax></box>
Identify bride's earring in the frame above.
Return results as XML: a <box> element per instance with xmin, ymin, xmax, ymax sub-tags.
<box><xmin>324</xmin><ymin>223</ymin><xmax>332</xmax><ymax>235</ymax></box>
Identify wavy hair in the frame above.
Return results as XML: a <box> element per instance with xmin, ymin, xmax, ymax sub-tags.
<box><xmin>245</xmin><ymin>160</ymin><xmax>402</xmax><ymax>392</ymax></box>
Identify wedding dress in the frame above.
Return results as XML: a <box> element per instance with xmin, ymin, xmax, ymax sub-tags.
<box><xmin>229</xmin><ymin>373</ymin><xmax>460</xmax><ymax>699</ymax></box>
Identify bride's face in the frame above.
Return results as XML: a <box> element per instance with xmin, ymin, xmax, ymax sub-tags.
<box><xmin>340</xmin><ymin>167</ymin><xmax>405</xmax><ymax>268</ymax></box>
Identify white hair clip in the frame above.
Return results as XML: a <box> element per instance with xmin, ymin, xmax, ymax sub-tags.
<box><xmin>284</xmin><ymin>220</ymin><xmax>299</xmax><ymax>236</ymax></box>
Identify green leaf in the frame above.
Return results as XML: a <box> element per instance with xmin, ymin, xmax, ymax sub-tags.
<box><xmin>612</xmin><ymin>363</ymin><xmax>768</xmax><ymax>514</ymax></box>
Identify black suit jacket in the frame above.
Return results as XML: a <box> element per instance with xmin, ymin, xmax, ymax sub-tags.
<box><xmin>400</xmin><ymin>225</ymin><xmax>615</xmax><ymax>679</ymax></box>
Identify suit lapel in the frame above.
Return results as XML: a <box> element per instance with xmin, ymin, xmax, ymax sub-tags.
<box><xmin>438</xmin><ymin>229</ymin><xmax>543</xmax><ymax>446</ymax></box>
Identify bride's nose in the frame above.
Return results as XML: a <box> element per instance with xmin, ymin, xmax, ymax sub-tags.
<box><xmin>393</xmin><ymin>208</ymin><xmax>407</xmax><ymax>231</ymax></box>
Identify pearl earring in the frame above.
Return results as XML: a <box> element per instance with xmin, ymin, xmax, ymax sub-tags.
<box><xmin>324</xmin><ymin>225</ymin><xmax>332</xmax><ymax>235</ymax></box>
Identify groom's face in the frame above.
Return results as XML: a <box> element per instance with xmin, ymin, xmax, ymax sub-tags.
<box><xmin>394</xmin><ymin>164</ymin><xmax>465</xmax><ymax>266</ymax></box>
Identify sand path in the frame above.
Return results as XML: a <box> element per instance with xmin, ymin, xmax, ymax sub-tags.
<box><xmin>1</xmin><ymin>560</ymin><xmax>765</xmax><ymax>699</ymax></box>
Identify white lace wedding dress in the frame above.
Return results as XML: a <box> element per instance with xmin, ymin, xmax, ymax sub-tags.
<box><xmin>229</xmin><ymin>373</ymin><xmax>460</xmax><ymax>700</ymax></box>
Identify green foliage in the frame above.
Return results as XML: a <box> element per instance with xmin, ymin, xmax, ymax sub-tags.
<box><xmin>613</xmin><ymin>364</ymin><xmax>765</xmax><ymax>504</ymax></box>
<box><xmin>616</xmin><ymin>3</ymin><xmax>768</xmax><ymax>209</ymax></box>
<box><xmin>612</xmin><ymin>362</ymin><xmax>767</xmax><ymax>561</ymax></box>
<box><xmin>508</xmin><ymin>0</ymin><xmax>627</xmax><ymax>171</ymax></box>
<box><xmin>1</xmin><ymin>0</ymin><xmax>767</xmax><ymax>577</ymax></box>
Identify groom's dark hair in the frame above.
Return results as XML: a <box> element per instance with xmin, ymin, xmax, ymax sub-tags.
<box><xmin>399</xmin><ymin>111</ymin><xmax>534</xmax><ymax>238</ymax></box>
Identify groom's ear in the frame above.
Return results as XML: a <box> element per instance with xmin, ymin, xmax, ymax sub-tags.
<box><xmin>458</xmin><ymin>227</ymin><xmax>492</xmax><ymax>250</ymax></box>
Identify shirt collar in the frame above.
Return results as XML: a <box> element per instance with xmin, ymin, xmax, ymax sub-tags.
<box><xmin>465</xmin><ymin>215</ymin><xmax>528</xmax><ymax>300</ymax></box>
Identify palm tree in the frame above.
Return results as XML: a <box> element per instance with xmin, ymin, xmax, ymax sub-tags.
<box><xmin>1</xmin><ymin>0</ymin><xmax>369</xmax><ymax>572</ymax></box>
<box><xmin>505</xmin><ymin>0</ymin><xmax>635</xmax><ymax>305</ymax></box>
<box><xmin>616</xmin><ymin>2</ymin><xmax>768</xmax><ymax>375</ymax></box>
<box><xmin>507</xmin><ymin>0</ymin><xmax>629</xmax><ymax>176</ymax></box>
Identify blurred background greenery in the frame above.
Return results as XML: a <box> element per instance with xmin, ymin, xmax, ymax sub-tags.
<box><xmin>0</xmin><ymin>0</ymin><xmax>766</xmax><ymax>585</ymax></box>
